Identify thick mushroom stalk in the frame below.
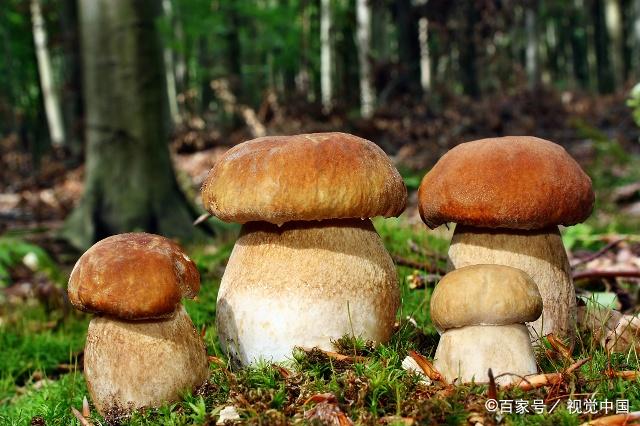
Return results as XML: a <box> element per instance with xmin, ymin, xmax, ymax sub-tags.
<box><xmin>434</xmin><ymin>324</ymin><xmax>537</xmax><ymax>386</ymax></box>
<box><xmin>448</xmin><ymin>224</ymin><xmax>575</xmax><ymax>344</ymax></box>
<box><xmin>430</xmin><ymin>265</ymin><xmax>542</xmax><ymax>386</ymax></box>
<box><xmin>217</xmin><ymin>218</ymin><xmax>399</xmax><ymax>366</ymax></box>
<box><xmin>85</xmin><ymin>306</ymin><xmax>208</xmax><ymax>415</ymax></box>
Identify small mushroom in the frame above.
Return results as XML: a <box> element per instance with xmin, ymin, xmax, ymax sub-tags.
<box><xmin>67</xmin><ymin>233</ymin><xmax>208</xmax><ymax>416</ymax></box>
<box><xmin>201</xmin><ymin>133</ymin><xmax>407</xmax><ymax>366</ymax></box>
<box><xmin>431</xmin><ymin>264</ymin><xmax>542</xmax><ymax>386</ymax></box>
<box><xmin>419</xmin><ymin>136</ymin><xmax>594</xmax><ymax>344</ymax></box>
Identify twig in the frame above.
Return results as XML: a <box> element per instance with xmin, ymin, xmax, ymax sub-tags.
<box><xmin>579</xmin><ymin>411</ymin><xmax>640</xmax><ymax>425</ymax></box>
<box><xmin>506</xmin><ymin>357</ymin><xmax>590</xmax><ymax>391</ymax></box>
<box><xmin>408</xmin><ymin>350</ymin><xmax>445</xmax><ymax>383</ymax></box>
<box><xmin>302</xmin><ymin>348</ymin><xmax>368</xmax><ymax>363</ymax></box>
<box><xmin>71</xmin><ymin>407</ymin><xmax>93</xmax><ymax>426</ymax></box>
<box><xmin>546</xmin><ymin>334</ymin><xmax>574</xmax><ymax>362</ymax></box>
<box><xmin>571</xmin><ymin>238</ymin><xmax>626</xmax><ymax>268</ymax></box>
<box><xmin>573</xmin><ymin>270</ymin><xmax>640</xmax><ymax>281</ymax></box>
<box><xmin>391</xmin><ymin>255</ymin><xmax>446</xmax><ymax>275</ymax></box>
<box><xmin>82</xmin><ymin>396</ymin><xmax>90</xmax><ymax>418</ymax></box>
<box><xmin>407</xmin><ymin>239</ymin><xmax>447</xmax><ymax>262</ymax></box>
<box><xmin>193</xmin><ymin>212</ymin><xmax>211</xmax><ymax>226</ymax></box>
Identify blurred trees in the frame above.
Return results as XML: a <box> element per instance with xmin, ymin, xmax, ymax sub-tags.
<box><xmin>1</xmin><ymin>0</ymin><xmax>640</xmax><ymax>241</ymax></box>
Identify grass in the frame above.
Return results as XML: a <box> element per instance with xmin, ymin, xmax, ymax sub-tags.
<box><xmin>1</xmin><ymin>217</ymin><xmax>640</xmax><ymax>426</ymax></box>
<box><xmin>2</xmin><ymin>148</ymin><xmax>640</xmax><ymax>425</ymax></box>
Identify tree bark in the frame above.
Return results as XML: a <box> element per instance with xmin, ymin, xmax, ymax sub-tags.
<box><xmin>62</xmin><ymin>0</ymin><xmax>208</xmax><ymax>250</ymax></box>
<box><xmin>394</xmin><ymin>0</ymin><xmax>421</xmax><ymax>93</ymax></box>
<box><xmin>31</xmin><ymin>0</ymin><xmax>65</xmax><ymax>146</ymax></box>
<box><xmin>525</xmin><ymin>2</ymin><xmax>539</xmax><ymax>88</ymax></box>
<box><xmin>460</xmin><ymin>2</ymin><xmax>479</xmax><ymax>98</ymax></box>
<box><xmin>161</xmin><ymin>0</ymin><xmax>181</xmax><ymax>127</ymax></box>
<box><xmin>604</xmin><ymin>0</ymin><xmax>624</xmax><ymax>87</ymax></box>
<box><xmin>356</xmin><ymin>0</ymin><xmax>374</xmax><ymax>118</ymax></box>
<box><xmin>320</xmin><ymin>0</ymin><xmax>333</xmax><ymax>112</ymax></box>
<box><xmin>592</xmin><ymin>0</ymin><xmax>616</xmax><ymax>93</ymax></box>
<box><xmin>570</xmin><ymin>0</ymin><xmax>590</xmax><ymax>88</ymax></box>
<box><xmin>59</xmin><ymin>0</ymin><xmax>83</xmax><ymax>159</ymax></box>
<box><xmin>418</xmin><ymin>13</ymin><xmax>431</xmax><ymax>93</ymax></box>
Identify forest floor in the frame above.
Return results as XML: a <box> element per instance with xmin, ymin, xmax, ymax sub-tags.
<box><xmin>1</xmin><ymin>87</ymin><xmax>640</xmax><ymax>425</ymax></box>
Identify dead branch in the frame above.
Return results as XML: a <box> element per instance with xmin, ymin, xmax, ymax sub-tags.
<box><xmin>579</xmin><ymin>411</ymin><xmax>640</xmax><ymax>425</ymax></box>
<box><xmin>506</xmin><ymin>357</ymin><xmax>590</xmax><ymax>391</ymax></box>
<box><xmin>546</xmin><ymin>334</ymin><xmax>574</xmax><ymax>361</ymax></box>
<box><xmin>71</xmin><ymin>407</ymin><xmax>93</xmax><ymax>426</ymax></box>
<box><xmin>211</xmin><ymin>79</ymin><xmax>266</xmax><ymax>138</ymax></box>
<box><xmin>302</xmin><ymin>348</ymin><xmax>368</xmax><ymax>363</ymax></box>
<box><xmin>391</xmin><ymin>255</ymin><xmax>446</xmax><ymax>275</ymax></box>
<box><xmin>573</xmin><ymin>270</ymin><xmax>640</xmax><ymax>281</ymax></box>
<box><xmin>571</xmin><ymin>238</ymin><xmax>626</xmax><ymax>268</ymax></box>
<box><xmin>408</xmin><ymin>350</ymin><xmax>445</xmax><ymax>383</ymax></box>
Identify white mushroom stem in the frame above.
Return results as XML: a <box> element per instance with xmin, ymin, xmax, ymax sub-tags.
<box><xmin>84</xmin><ymin>305</ymin><xmax>209</xmax><ymax>415</ymax></box>
<box><xmin>216</xmin><ymin>218</ymin><xmax>400</xmax><ymax>367</ymax></box>
<box><xmin>447</xmin><ymin>224</ymin><xmax>576</xmax><ymax>345</ymax></box>
<box><xmin>433</xmin><ymin>324</ymin><xmax>538</xmax><ymax>386</ymax></box>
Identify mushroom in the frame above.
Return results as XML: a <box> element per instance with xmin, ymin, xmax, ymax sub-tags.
<box><xmin>431</xmin><ymin>264</ymin><xmax>543</xmax><ymax>385</ymax></box>
<box><xmin>67</xmin><ymin>233</ymin><xmax>209</xmax><ymax>416</ymax></box>
<box><xmin>201</xmin><ymin>132</ymin><xmax>407</xmax><ymax>366</ymax></box>
<box><xmin>418</xmin><ymin>136</ymin><xmax>594</xmax><ymax>344</ymax></box>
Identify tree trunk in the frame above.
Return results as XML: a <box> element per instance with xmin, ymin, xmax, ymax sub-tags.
<box><xmin>320</xmin><ymin>0</ymin><xmax>333</xmax><ymax>112</ymax></box>
<box><xmin>162</xmin><ymin>0</ymin><xmax>181</xmax><ymax>127</ymax></box>
<box><xmin>31</xmin><ymin>0</ymin><xmax>65</xmax><ymax>146</ymax></box>
<box><xmin>394</xmin><ymin>0</ymin><xmax>421</xmax><ymax>93</ymax></box>
<box><xmin>604</xmin><ymin>0</ymin><xmax>624</xmax><ymax>87</ymax></box>
<box><xmin>59</xmin><ymin>0</ymin><xmax>83</xmax><ymax>159</ymax></box>
<box><xmin>525</xmin><ymin>2</ymin><xmax>539</xmax><ymax>89</ymax></box>
<box><xmin>418</xmin><ymin>13</ymin><xmax>431</xmax><ymax>93</ymax></box>
<box><xmin>570</xmin><ymin>0</ymin><xmax>590</xmax><ymax>88</ymax></box>
<box><xmin>592</xmin><ymin>0</ymin><xmax>615</xmax><ymax>93</ymax></box>
<box><xmin>62</xmin><ymin>0</ymin><xmax>208</xmax><ymax>250</ymax></box>
<box><xmin>356</xmin><ymin>0</ymin><xmax>374</xmax><ymax>118</ymax></box>
<box><xmin>460</xmin><ymin>2</ymin><xmax>479</xmax><ymax>98</ymax></box>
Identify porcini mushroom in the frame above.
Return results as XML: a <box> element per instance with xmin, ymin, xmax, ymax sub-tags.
<box><xmin>418</xmin><ymin>136</ymin><xmax>594</xmax><ymax>344</ymax></box>
<box><xmin>431</xmin><ymin>264</ymin><xmax>542</xmax><ymax>385</ymax></box>
<box><xmin>67</xmin><ymin>233</ymin><xmax>209</xmax><ymax>416</ymax></box>
<box><xmin>201</xmin><ymin>132</ymin><xmax>407</xmax><ymax>366</ymax></box>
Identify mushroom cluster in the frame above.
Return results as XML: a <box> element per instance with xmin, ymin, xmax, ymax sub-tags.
<box><xmin>67</xmin><ymin>233</ymin><xmax>209</xmax><ymax>415</ymax></box>
<box><xmin>419</xmin><ymin>136</ymin><xmax>594</xmax><ymax>344</ymax></box>
<box><xmin>201</xmin><ymin>132</ymin><xmax>407</xmax><ymax>366</ymax></box>
<box><xmin>431</xmin><ymin>264</ymin><xmax>542</xmax><ymax>385</ymax></box>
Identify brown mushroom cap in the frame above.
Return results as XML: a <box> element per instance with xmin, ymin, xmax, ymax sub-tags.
<box><xmin>430</xmin><ymin>264</ymin><xmax>542</xmax><ymax>331</ymax></box>
<box><xmin>418</xmin><ymin>136</ymin><xmax>594</xmax><ymax>230</ymax></box>
<box><xmin>201</xmin><ymin>132</ymin><xmax>407</xmax><ymax>224</ymax></box>
<box><xmin>68</xmin><ymin>233</ymin><xmax>200</xmax><ymax>320</ymax></box>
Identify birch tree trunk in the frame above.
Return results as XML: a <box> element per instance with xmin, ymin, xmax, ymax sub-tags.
<box><xmin>162</xmin><ymin>0</ymin><xmax>181</xmax><ymax>127</ymax></box>
<box><xmin>356</xmin><ymin>0</ymin><xmax>374</xmax><ymax>118</ymax></box>
<box><xmin>525</xmin><ymin>2</ymin><xmax>539</xmax><ymax>89</ymax></box>
<box><xmin>62</xmin><ymin>0</ymin><xmax>208</xmax><ymax>250</ymax></box>
<box><xmin>31</xmin><ymin>0</ymin><xmax>65</xmax><ymax>146</ymax></box>
<box><xmin>418</xmin><ymin>14</ymin><xmax>431</xmax><ymax>92</ymax></box>
<box><xmin>604</xmin><ymin>0</ymin><xmax>623</xmax><ymax>87</ymax></box>
<box><xmin>320</xmin><ymin>0</ymin><xmax>333</xmax><ymax>112</ymax></box>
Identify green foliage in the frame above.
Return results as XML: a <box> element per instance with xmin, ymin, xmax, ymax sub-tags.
<box><xmin>0</xmin><ymin>236</ymin><xmax>61</xmax><ymax>287</ymax></box>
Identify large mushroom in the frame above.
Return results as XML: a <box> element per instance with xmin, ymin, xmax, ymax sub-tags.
<box><xmin>202</xmin><ymin>132</ymin><xmax>407</xmax><ymax>366</ymax></box>
<box><xmin>419</xmin><ymin>136</ymin><xmax>594</xmax><ymax>344</ymax></box>
<box><xmin>431</xmin><ymin>264</ymin><xmax>542</xmax><ymax>385</ymax></box>
<box><xmin>67</xmin><ymin>233</ymin><xmax>209</xmax><ymax>416</ymax></box>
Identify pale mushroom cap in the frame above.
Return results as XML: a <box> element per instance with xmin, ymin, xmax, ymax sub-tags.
<box><xmin>430</xmin><ymin>264</ymin><xmax>543</xmax><ymax>331</ymax></box>
<box><xmin>418</xmin><ymin>136</ymin><xmax>594</xmax><ymax>230</ymax></box>
<box><xmin>84</xmin><ymin>306</ymin><xmax>209</xmax><ymax>415</ymax></box>
<box><xmin>68</xmin><ymin>233</ymin><xmax>200</xmax><ymax>320</ymax></box>
<box><xmin>201</xmin><ymin>132</ymin><xmax>407</xmax><ymax>224</ymax></box>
